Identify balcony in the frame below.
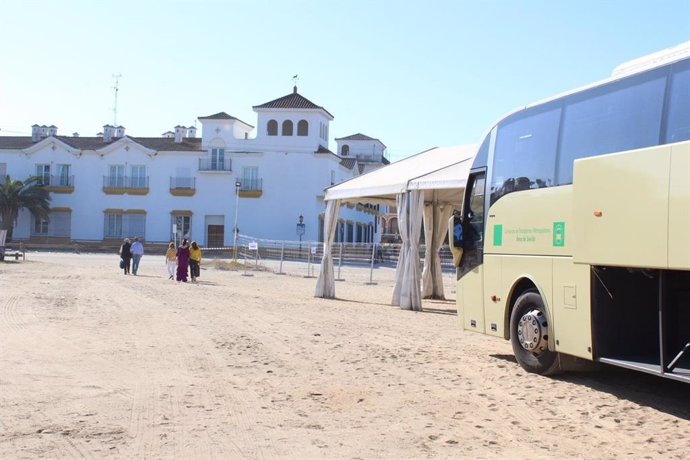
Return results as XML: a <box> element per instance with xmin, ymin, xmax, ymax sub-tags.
<box><xmin>238</xmin><ymin>178</ymin><xmax>263</xmax><ymax>198</ymax></box>
<box><xmin>170</xmin><ymin>176</ymin><xmax>196</xmax><ymax>196</ymax></box>
<box><xmin>41</xmin><ymin>175</ymin><xmax>75</xmax><ymax>193</ymax></box>
<box><xmin>102</xmin><ymin>176</ymin><xmax>150</xmax><ymax>195</ymax></box>
<box><xmin>198</xmin><ymin>158</ymin><xmax>232</xmax><ymax>172</ymax></box>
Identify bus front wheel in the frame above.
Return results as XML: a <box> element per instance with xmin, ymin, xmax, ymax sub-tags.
<box><xmin>510</xmin><ymin>290</ymin><xmax>561</xmax><ymax>375</ymax></box>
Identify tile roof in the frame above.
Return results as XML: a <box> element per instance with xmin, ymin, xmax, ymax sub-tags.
<box><xmin>197</xmin><ymin>112</ymin><xmax>254</xmax><ymax>128</ymax></box>
<box><xmin>0</xmin><ymin>136</ymin><xmax>204</xmax><ymax>152</ymax></box>
<box><xmin>253</xmin><ymin>87</ymin><xmax>334</xmax><ymax>119</ymax></box>
<box><xmin>335</xmin><ymin>133</ymin><xmax>387</xmax><ymax>148</ymax></box>
<box><xmin>339</xmin><ymin>158</ymin><xmax>356</xmax><ymax>170</ymax></box>
<box><xmin>335</xmin><ymin>133</ymin><xmax>376</xmax><ymax>141</ymax></box>
<box><xmin>314</xmin><ymin>145</ymin><xmax>334</xmax><ymax>155</ymax></box>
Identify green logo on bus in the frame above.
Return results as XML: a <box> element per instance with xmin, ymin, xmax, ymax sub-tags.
<box><xmin>553</xmin><ymin>222</ymin><xmax>565</xmax><ymax>247</ymax></box>
<box><xmin>494</xmin><ymin>224</ymin><xmax>503</xmax><ymax>247</ymax></box>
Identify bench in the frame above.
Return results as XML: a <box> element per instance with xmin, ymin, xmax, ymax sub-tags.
<box><xmin>0</xmin><ymin>248</ymin><xmax>25</xmax><ymax>261</ymax></box>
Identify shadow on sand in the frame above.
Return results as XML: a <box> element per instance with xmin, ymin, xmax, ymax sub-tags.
<box><xmin>490</xmin><ymin>353</ymin><xmax>690</xmax><ymax>420</ymax></box>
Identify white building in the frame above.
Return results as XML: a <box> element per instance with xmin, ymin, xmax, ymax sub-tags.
<box><xmin>0</xmin><ymin>87</ymin><xmax>388</xmax><ymax>246</ymax></box>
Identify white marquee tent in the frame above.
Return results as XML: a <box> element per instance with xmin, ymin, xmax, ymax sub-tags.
<box><xmin>315</xmin><ymin>145</ymin><xmax>477</xmax><ymax>310</ymax></box>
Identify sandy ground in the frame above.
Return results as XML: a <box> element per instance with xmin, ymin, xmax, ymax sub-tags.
<box><xmin>1</xmin><ymin>252</ymin><xmax>689</xmax><ymax>459</ymax></box>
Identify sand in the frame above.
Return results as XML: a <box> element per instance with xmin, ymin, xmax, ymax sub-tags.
<box><xmin>1</xmin><ymin>252</ymin><xmax>689</xmax><ymax>459</ymax></box>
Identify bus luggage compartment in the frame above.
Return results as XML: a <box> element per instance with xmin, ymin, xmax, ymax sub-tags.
<box><xmin>572</xmin><ymin>142</ymin><xmax>690</xmax><ymax>270</ymax></box>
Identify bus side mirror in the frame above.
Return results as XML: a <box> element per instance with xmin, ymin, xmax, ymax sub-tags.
<box><xmin>448</xmin><ymin>214</ymin><xmax>464</xmax><ymax>267</ymax></box>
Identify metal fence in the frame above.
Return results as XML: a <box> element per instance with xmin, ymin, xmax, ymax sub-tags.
<box><xmin>202</xmin><ymin>233</ymin><xmax>457</xmax><ymax>285</ymax></box>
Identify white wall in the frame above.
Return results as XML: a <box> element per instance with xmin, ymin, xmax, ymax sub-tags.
<box><xmin>0</xmin><ymin>135</ymin><xmax>377</xmax><ymax>245</ymax></box>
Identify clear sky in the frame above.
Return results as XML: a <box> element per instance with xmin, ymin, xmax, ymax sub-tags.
<box><xmin>1</xmin><ymin>0</ymin><xmax>688</xmax><ymax>161</ymax></box>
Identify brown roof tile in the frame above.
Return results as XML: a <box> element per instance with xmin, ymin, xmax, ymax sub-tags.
<box><xmin>253</xmin><ymin>87</ymin><xmax>334</xmax><ymax>119</ymax></box>
<box><xmin>0</xmin><ymin>136</ymin><xmax>204</xmax><ymax>152</ymax></box>
<box><xmin>335</xmin><ymin>133</ymin><xmax>386</xmax><ymax>148</ymax></box>
<box><xmin>339</xmin><ymin>158</ymin><xmax>356</xmax><ymax>170</ymax></box>
<box><xmin>197</xmin><ymin>112</ymin><xmax>254</xmax><ymax>128</ymax></box>
<box><xmin>314</xmin><ymin>145</ymin><xmax>334</xmax><ymax>154</ymax></box>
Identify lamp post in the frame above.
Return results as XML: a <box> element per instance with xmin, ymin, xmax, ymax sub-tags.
<box><xmin>296</xmin><ymin>214</ymin><xmax>305</xmax><ymax>254</ymax></box>
<box><xmin>232</xmin><ymin>179</ymin><xmax>241</xmax><ymax>261</ymax></box>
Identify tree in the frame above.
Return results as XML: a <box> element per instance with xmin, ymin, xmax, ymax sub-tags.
<box><xmin>0</xmin><ymin>175</ymin><xmax>51</xmax><ymax>241</ymax></box>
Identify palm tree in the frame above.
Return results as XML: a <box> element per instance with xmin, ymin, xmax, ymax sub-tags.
<box><xmin>0</xmin><ymin>175</ymin><xmax>51</xmax><ymax>241</ymax></box>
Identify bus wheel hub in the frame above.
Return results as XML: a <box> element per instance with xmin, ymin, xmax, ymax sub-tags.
<box><xmin>517</xmin><ymin>309</ymin><xmax>548</xmax><ymax>355</ymax></box>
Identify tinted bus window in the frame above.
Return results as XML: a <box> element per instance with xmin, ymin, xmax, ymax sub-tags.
<box><xmin>472</xmin><ymin>133</ymin><xmax>491</xmax><ymax>169</ymax></box>
<box><xmin>666</xmin><ymin>64</ymin><xmax>690</xmax><ymax>143</ymax></box>
<box><xmin>490</xmin><ymin>107</ymin><xmax>561</xmax><ymax>205</ymax></box>
<box><xmin>557</xmin><ymin>72</ymin><xmax>666</xmax><ymax>184</ymax></box>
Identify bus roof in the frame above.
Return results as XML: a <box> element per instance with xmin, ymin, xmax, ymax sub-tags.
<box><xmin>480</xmin><ymin>40</ymin><xmax>690</xmax><ymax>141</ymax></box>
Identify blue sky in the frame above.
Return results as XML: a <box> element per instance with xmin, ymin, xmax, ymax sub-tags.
<box><xmin>1</xmin><ymin>0</ymin><xmax>688</xmax><ymax>161</ymax></box>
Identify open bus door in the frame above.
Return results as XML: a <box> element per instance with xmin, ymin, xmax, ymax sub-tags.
<box><xmin>455</xmin><ymin>170</ymin><xmax>487</xmax><ymax>332</ymax></box>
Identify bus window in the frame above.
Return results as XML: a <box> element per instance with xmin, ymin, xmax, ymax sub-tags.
<box><xmin>557</xmin><ymin>71</ymin><xmax>666</xmax><ymax>184</ymax></box>
<box><xmin>666</xmin><ymin>64</ymin><xmax>690</xmax><ymax>143</ymax></box>
<box><xmin>491</xmin><ymin>107</ymin><xmax>560</xmax><ymax>205</ymax></box>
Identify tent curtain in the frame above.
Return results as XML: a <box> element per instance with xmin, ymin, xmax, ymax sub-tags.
<box><xmin>422</xmin><ymin>198</ymin><xmax>454</xmax><ymax>299</ymax></box>
<box><xmin>314</xmin><ymin>199</ymin><xmax>341</xmax><ymax>298</ymax></box>
<box><xmin>391</xmin><ymin>192</ymin><xmax>408</xmax><ymax>306</ymax></box>
<box><xmin>392</xmin><ymin>190</ymin><xmax>425</xmax><ymax>311</ymax></box>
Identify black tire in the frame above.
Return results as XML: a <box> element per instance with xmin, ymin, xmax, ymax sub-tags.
<box><xmin>510</xmin><ymin>289</ymin><xmax>561</xmax><ymax>376</ymax></box>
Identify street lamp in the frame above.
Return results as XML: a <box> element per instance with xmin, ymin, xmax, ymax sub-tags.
<box><xmin>233</xmin><ymin>179</ymin><xmax>241</xmax><ymax>261</ymax></box>
<box><xmin>296</xmin><ymin>214</ymin><xmax>305</xmax><ymax>254</ymax></box>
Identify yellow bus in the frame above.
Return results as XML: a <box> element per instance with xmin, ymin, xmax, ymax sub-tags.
<box><xmin>450</xmin><ymin>42</ymin><xmax>690</xmax><ymax>383</ymax></box>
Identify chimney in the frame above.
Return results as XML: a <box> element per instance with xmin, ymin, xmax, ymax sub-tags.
<box><xmin>72</xmin><ymin>132</ymin><xmax>80</xmax><ymax>137</ymax></box>
<box><xmin>40</xmin><ymin>125</ymin><xmax>49</xmax><ymax>137</ymax></box>
<box><xmin>187</xmin><ymin>126</ymin><xmax>197</xmax><ymax>138</ymax></box>
<box><xmin>103</xmin><ymin>125</ymin><xmax>113</xmax><ymax>143</ymax></box>
<box><xmin>162</xmin><ymin>131</ymin><xmax>174</xmax><ymax>138</ymax></box>
<box><xmin>48</xmin><ymin>125</ymin><xmax>58</xmax><ymax>137</ymax></box>
<box><xmin>174</xmin><ymin>125</ymin><xmax>186</xmax><ymax>143</ymax></box>
<box><xmin>31</xmin><ymin>124</ymin><xmax>41</xmax><ymax>142</ymax></box>
<box><xmin>114</xmin><ymin>125</ymin><xmax>125</xmax><ymax>137</ymax></box>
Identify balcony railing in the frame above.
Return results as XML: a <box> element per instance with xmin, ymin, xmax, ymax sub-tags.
<box><xmin>102</xmin><ymin>176</ymin><xmax>150</xmax><ymax>191</ymax></box>
<box><xmin>198</xmin><ymin>158</ymin><xmax>232</xmax><ymax>172</ymax></box>
<box><xmin>169</xmin><ymin>177</ymin><xmax>196</xmax><ymax>196</ymax></box>
<box><xmin>170</xmin><ymin>177</ymin><xmax>196</xmax><ymax>190</ymax></box>
<box><xmin>239</xmin><ymin>178</ymin><xmax>262</xmax><ymax>192</ymax></box>
<box><xmin>39</xmin><ymin>175</ymin><xmax>75</xmax><ymax>188</ymax></box>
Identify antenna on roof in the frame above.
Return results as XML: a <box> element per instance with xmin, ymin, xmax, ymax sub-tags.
<box><xmin>112</xmin><ymin>73</ymin><xmax>123</xmax><ymax>125</ymax></box>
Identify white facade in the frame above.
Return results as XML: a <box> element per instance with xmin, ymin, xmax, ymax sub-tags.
<box><xmin>0</xmin><ymin>88</ymin><xmax>385</xmax><ymax>246</ymax></box>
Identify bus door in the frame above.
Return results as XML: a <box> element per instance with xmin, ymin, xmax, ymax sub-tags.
<box><xmin>459</xmin><ymin>170</ymin><xmax>487</xmax><ymax>333</ymax></box>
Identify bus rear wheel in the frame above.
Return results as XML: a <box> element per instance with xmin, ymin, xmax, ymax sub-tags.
<box><xmin>510</xmin><ymin>290</ymin><xmax>561</xmax><ymax>376</ymax></box>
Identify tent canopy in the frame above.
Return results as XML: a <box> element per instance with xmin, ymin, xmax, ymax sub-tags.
<box><xmin>325</xmin><ymin>145</ymin><xmax>477</xmax><ymax>205</ymax></box>
<box><xmin>407</xmin><ymin>156</ymin><xmax>476</xmax><ymax>207</ymax></box>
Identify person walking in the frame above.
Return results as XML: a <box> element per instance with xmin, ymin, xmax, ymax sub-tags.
<box><xmin>189</xmin><ymin>241</ymin><xmax>202</xmax><ymax>282</ymax></box>
<box><xmin>165</xmin><ymin>242</ymin><xmax>177</xmax><ymax>280</ymax></box>
<box><xmin>176</xmin><ymin>239</ymin><xmax>190</xmax><ymax>282</ymax></box>
<box><xmin>119</xmin><ymin>238</ymin><xmax>132</xmax><ymax>275</ymax></box>
<box><xmin>131</xmin><ymin>237</ymin><xmax>145</xmax><ymax>275</ymax></box>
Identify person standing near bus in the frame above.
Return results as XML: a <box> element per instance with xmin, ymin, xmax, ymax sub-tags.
<box><xmin>189</xmin><ymin>241</ymin><xmax>202</xmax><ymax>282</ymax></box>
<box><xmin>131</xmin><ymin>237</ymin><xmax>144</xmax><ymax>275</ymax></box>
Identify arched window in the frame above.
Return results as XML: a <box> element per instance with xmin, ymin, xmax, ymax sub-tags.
<box><xmin>282</xmin><ymin>120</ymin><xmax>293</xmax><ymax>136</ymax></box>
<box><xmin>341</xmin><ymin>144</ymin><xmax>350</xmax><ymax>156</ymax></box>
<box><xmin>267</xmin><ymin>120</ymin><xmax>278</xmax><ymax>136</ymax></box>
<box><xmin>297</xmin><ymin>120</ymin><xmax>308</xmax><ymax>136</ymax></box>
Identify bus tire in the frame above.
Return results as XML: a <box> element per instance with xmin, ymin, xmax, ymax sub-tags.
<box><xmin>510</xmin><ymin>289</ymin><xmax>561</xmax><ymax>376</ymax></box>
